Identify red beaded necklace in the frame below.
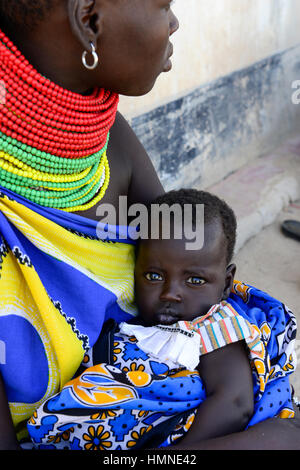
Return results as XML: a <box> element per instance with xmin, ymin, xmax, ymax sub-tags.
<box><xmin>0</xmin><ymin>28</ymin><xmax>119</xmax><ymax>159</ymax></box>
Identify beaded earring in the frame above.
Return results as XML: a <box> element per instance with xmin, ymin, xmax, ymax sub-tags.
<box><xmin>82</xmin><ymin>42</ymin><xmax>99</xmax><ymax>70</ymax></box>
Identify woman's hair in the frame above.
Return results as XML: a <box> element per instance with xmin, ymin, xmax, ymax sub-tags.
<box><xmin>0</xmin><ymin>0</ymin><xmax>58</xmax><ymax>32</ymax></box>
<box><xmin>148</xmin><ymin>189</ymin><xmax>237</xmax><ymax>263</ymax></box>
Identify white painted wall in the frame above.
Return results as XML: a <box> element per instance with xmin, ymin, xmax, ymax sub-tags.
<box><xmin>119</xmin><ymin>0</ymin><xmax>300</xmax><ymax>118</ymax></box>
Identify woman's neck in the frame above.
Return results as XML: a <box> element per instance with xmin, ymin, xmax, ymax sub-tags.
<box><xmin>1</xmin><ymin>24</ymin><xmax>93</xmax><ymax>95</ymax></box>
<box><xmin>0</xmin><ymin>26</ymin><xmax>119</xmax><ymax>213</ymax></box>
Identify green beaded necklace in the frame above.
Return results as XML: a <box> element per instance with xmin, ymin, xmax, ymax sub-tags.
<box><xmin>0</xmin><ymin>27</ymin><xmax>119</xmax><ymax>211</ymax></box>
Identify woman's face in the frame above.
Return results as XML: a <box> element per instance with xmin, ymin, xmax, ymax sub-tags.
<box><xmin>92</xmin><ymin>0</ymin><xmax>179</xmax><ymax>95</ymax></box>
<box><xmin>0</xmin><ymin>1</ymin><xmax>178</xmax><ymax>97</ymax></box>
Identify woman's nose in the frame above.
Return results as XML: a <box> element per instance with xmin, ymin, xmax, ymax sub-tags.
<box><xmin>170</xmin><ymin>10</ymin><xmax>179</xmax><ymax>36</ymax></box>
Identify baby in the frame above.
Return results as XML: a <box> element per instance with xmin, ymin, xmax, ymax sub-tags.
<box><xmin>120</xmin><ymin>188</ymin><xmax>254</xmax><ymax>446</ymax></box>
<box><xmin>134</xmin><ymin>188</ymin><xmax>237</xmax><ymax>327</ymax></box>
<box><xmin>27</xmin><ymin>189</ymin><xmax>297</xmax><ymax>450</ymax></box>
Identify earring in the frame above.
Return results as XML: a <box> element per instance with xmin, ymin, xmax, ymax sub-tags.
<box><xmin>82</xmin><ymin>42</ymin><xmax>99</xmax><ymax>70</ymax></box>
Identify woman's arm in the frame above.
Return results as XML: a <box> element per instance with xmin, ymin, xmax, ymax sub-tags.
<box><xmin>172</xmin><ymin>413</ymin><xmax>300</xmax><ymax>450</ymax></box>
<box><xmin>79</xmin><ymin>111</ymin><xmax>165</xmax><ymax>221</ymax></box>
<box><xmin>114</xmin><ymin>112</ymin><xmax>165</xmax><ymax>206</ymax></box>
<box><xmin>172</xmin><ymin>341</ymin><xmax>254</xmax><ymax>447</ymax></box>
<box><xmin>0</xmin><ymin>371</ymin><xmax>20</xmax><ymax>450</ymax></box>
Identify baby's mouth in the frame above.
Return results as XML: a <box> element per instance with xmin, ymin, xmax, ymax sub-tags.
<box><xmin>155</xmin><ymin>311</ymin><xmax>180</xmax><ymax>326</ymax></box>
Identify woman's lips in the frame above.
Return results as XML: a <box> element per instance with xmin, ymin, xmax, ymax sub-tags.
<box><xmin>163</xmin><ymin>44</ymin><xmax>173</xmax><ymax>72</ymax></box>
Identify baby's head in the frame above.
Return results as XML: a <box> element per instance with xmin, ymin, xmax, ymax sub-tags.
<box><xmin>134</xmin><ymin>189</ymin><xmax>237</xmax><ymax>326</ymax></box>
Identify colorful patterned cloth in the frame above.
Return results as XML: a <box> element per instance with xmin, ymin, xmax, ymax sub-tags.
<box><xmin>27</xmin><ymin>283</ymin><xmax>297</xmax><ymax>450</ymax></box>
<box><xmin>119</xmin><ymin>301</ymin><xmax>261</xmax><ymax>370</ymax></box>
<box><xmin>0</xmin><ymin>186</ymin><xmax>136</xmax><ymax>440</ymax></box>
<box><xmin>0</xmin><ymin>186</ymin><xmax>297</xmax><ymax>449</ymax></box>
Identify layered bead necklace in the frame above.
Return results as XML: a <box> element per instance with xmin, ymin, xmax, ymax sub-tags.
<box><xmin>0</xmin><ymin>28</ymin><xmax>119</xmax><ymax>212</ymax></box>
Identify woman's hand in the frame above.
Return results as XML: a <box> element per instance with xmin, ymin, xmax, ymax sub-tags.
<box><xmin>172</xmin><ymin>411</ymin><xmax>300</xmax><ymax>450</ymax></box>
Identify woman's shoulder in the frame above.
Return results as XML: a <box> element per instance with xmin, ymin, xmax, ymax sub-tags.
<box><xmin>75</xmin><ymin>111</ymin><xmax>164</xmax><ymax>220</ymax></box>
<box><xmin>109</xmin><ymin>111</ymin><xmax>146</xmax><ymax>169</ymax></box>
<box><xmin>109</xmin><ymin>111</ymin><xmax>164</xmax><ymax>206</ymax></box>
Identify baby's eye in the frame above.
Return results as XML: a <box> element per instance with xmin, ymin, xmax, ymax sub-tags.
<box><xmin>186</xmin><ymin>276</ymin><xmax>206</xmax><ymax>286</ymax></box>
<box><xmin>145</xmin><ymin>272</ymin><xmax>163</xmax><ymax>281</ymax></box>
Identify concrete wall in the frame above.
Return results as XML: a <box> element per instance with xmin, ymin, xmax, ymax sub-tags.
<box><xmin>118</xmin><ymin>1</ymin><xmax>300</xmax><ymax>190</ymax></box>
<box><xmin>129</xmin><ymin>46</ymin><xmax>300</xmax><ymax>190</ymax></box>
<box><xmin>119</xmin><ymin>0</ymin><xmax>300</xmax><ymax>119</ymax></box>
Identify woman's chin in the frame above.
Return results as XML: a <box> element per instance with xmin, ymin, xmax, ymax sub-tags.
<box><xmin>115</xmin><ymin>65</ymin><xmax>172</xmax><ymax>97</ymax></box>
<box><xmin>119</xmin><ymin>80</ymin><xmax>158</xmax><ymax>97</ymax></box>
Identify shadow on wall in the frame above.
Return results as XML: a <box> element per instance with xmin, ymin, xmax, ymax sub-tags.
<box><xmin>130</xmin><ymin>45</ymin><xmax>300</xmax><ymax>191</ymax></box>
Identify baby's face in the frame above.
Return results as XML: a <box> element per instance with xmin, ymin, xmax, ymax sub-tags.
<box><xmin>134</xmin><ymin>219</ymin><xmax>236</xmax><ymax>326</ymax></box>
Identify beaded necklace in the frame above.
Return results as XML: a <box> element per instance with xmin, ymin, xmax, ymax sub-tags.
<box><xmin>0</xmin><ymin>28</ymin><xmax>119</xmax><ymax>211</ymax></box>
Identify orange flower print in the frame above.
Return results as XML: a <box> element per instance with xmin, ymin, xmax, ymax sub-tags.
<box><xmin>127</xmin><ymin>426</ymin><xmax>152</xmax><ymax>448</ymax></box>
<box><xmin>122</xmin><ymin>362</ymin><xmax>145</xmax><ymax>374</ymax></box>
<box><xmin>90</xmin><ymin>410</ymin><xmax>117</xmax><ymax>420</ymax></box>
<box><xmin>83</xmin><ymin>425</ymin><xmax>112</xmax><ymax>450</ymax></box>
<box><xmin>113</xmin><ymin>341</ymin><xmax>122</xmax><ymax>363</ymax></box>
<box><xmin>47</xmin><ymin>427</ymin><xmax>74</xmax><ymax>444</ymax></box>
<box><xmin>29</xmin><ymin>411</ymin><xmax>37</xmax><ymax>425</ymax></box>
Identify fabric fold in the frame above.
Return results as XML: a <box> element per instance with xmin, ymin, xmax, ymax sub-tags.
<box><xmin>0</xmin><ymin>187</ymin><xmax>137</xmax><ymax>439</ymax></box>
<box><xmin>119</xmin><ymin>321</ymin><xmax>201</xmax><ymax>369</ymax></box>
<box><xmin>26</xmin><ymin>283</ymin><xmax>298</xmax><ymax>449</ymax></box>
<box><xmin>119</xmin><ymin>301</ymin><xmax>260</xmax><ymax>370</ymax></box>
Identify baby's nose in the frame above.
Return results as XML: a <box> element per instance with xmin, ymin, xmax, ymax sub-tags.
<box><xmin>159</xmin><ymin>282</ymin><xmax>182</xmax><ymax>302</ymax></box>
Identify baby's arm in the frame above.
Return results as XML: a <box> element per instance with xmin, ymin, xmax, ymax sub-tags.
<box><xmin>173</xmin><ymin>340</ymin><xmax>254</xmax><ymax>447</ymax></box>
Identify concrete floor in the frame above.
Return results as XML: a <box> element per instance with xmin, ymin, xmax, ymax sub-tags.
<box><xmin>233</xmin><ymin>200</ymin><xmax>300</xmax><ymax>396</ymax></box>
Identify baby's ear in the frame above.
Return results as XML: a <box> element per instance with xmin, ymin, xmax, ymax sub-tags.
<box><xmin>222</xmin><ymin>263</ymin><xmax>236</xmax><ymax>300</ymax></box>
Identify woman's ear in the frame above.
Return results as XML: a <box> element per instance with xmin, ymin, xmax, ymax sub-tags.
<box><xmin>68</xmin><ymin>0</ymin><xmax>103</xmax><ymax>51</ymax></box>
<box><xmin>222</xmin><ymin>263</ymin><xmax>236</xmax><ymax>300</ymax></box>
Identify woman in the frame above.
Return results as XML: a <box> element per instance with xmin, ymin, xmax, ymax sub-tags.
<box><xmin>0</xmin><ymin>0</ymin><xmax>299</xmax><ymax>450</ymax></box>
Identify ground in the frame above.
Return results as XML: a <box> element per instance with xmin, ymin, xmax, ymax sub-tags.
<box><xmin>233</xmin><ymin>200</ymin><xmax>300</xmax><ymax>396</ymax></box>
<box><xmin>195</xmin><ymin>133</ymin><xmax>300</xmax><ymax>398</ymax></box>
